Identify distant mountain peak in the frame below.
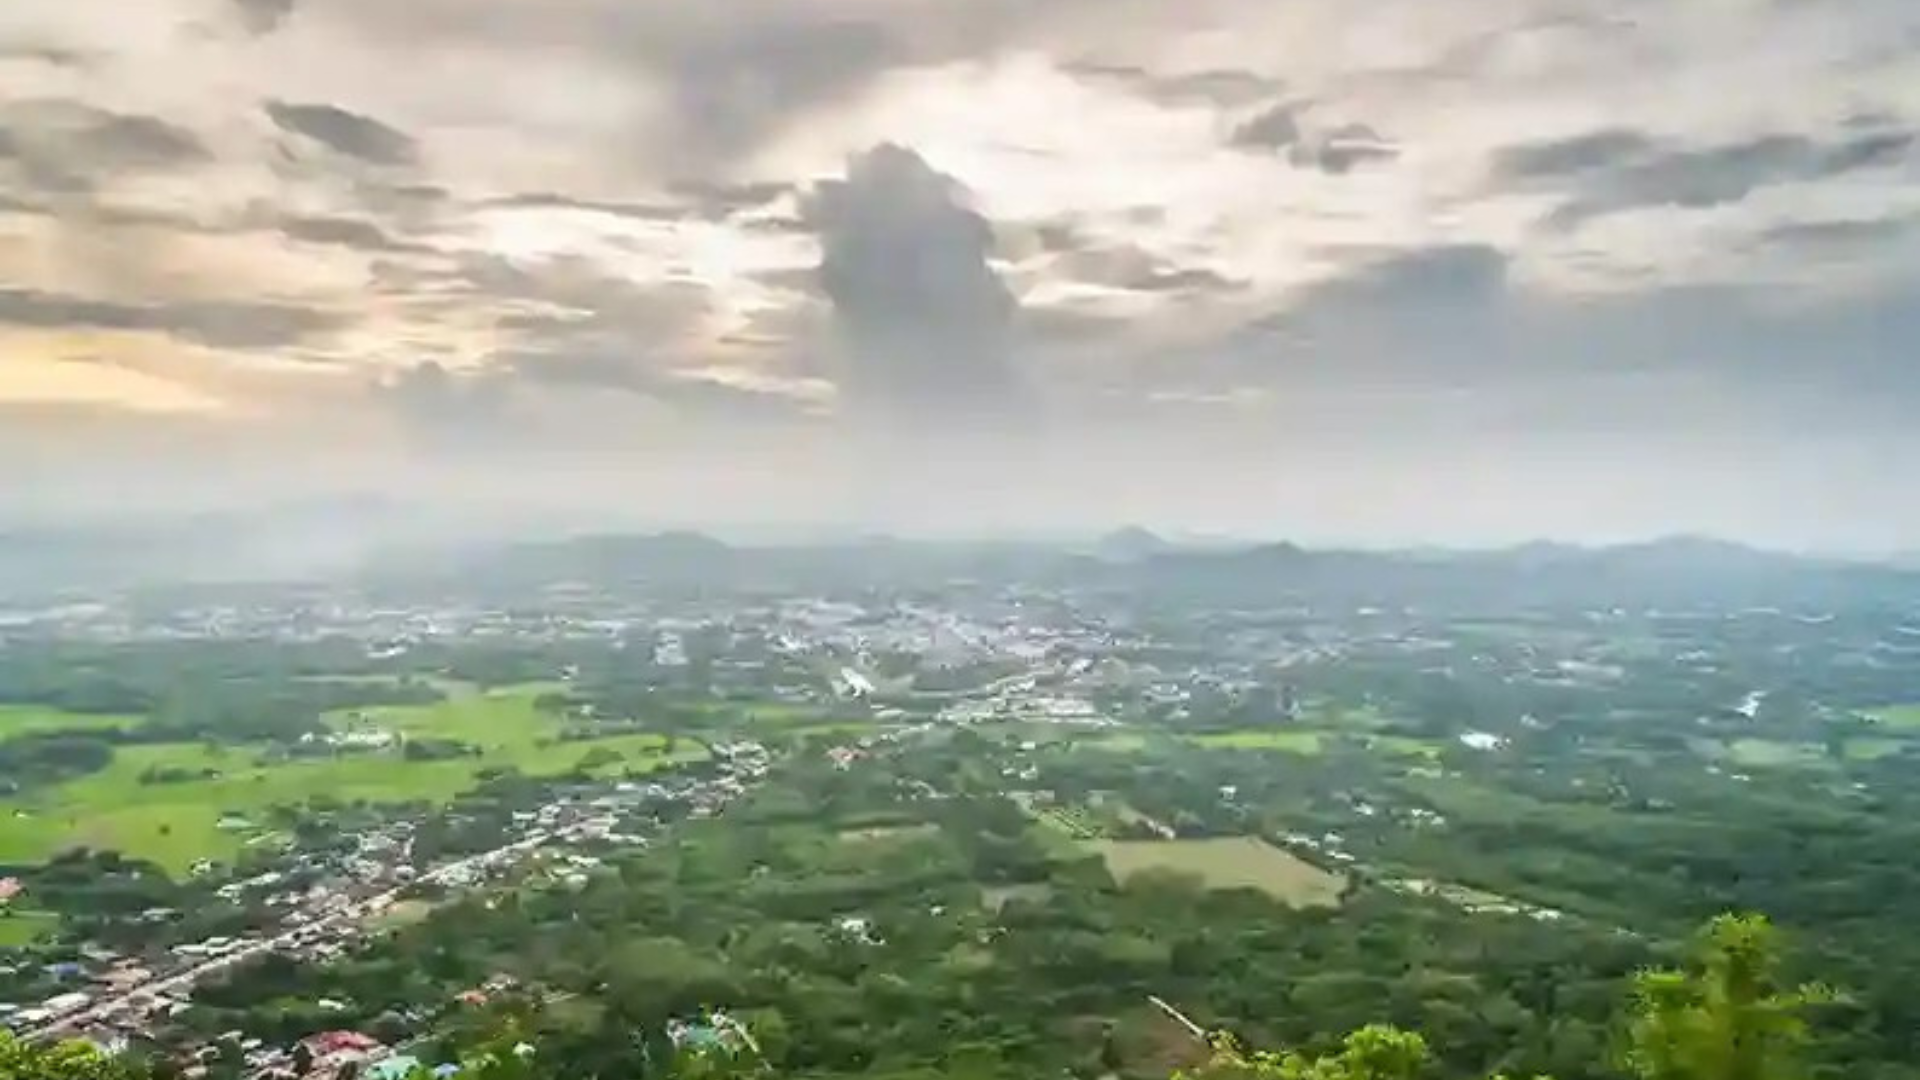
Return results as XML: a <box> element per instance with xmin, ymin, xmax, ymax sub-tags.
<box><xmin>1095</xmin><ymin>527</ymin><xmax>1172</xmax><ymax>562</ymax></box>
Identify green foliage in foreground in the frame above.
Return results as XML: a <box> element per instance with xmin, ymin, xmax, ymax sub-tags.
<box><xmin>0</xmin><ymin>914</ymin><xmax>1828</xmax><ymax>1080</ymax></box>
<box><xmin>0</xmin><ymin>1035</ymin><xmax>142</xmax><ymax>1080</ymax></box>
<box><xmin>1180</xmin><ymin>915</ymin><xmax>1820</xmax><ymax>1080</ymax></box>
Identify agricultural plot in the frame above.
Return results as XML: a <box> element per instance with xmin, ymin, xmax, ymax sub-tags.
<box><xmin>1722</xmin><ymin>738</ymin><xmax>1827</xmax><ymax>768</ymax></box>
<box><xmin>0</xmin><ymin>685</ymin><xmax>703</xmax><ymax>876</ymax></box>
<box><xmin>0</xmin><ymin>705</ymin><xmax>136</xmax><ymax>742</ymax></box>
<box><xmin>1191</xmin><ymin>729</ymin><xmax>1325</xmax><ymax>754</ymax></box>
<box><xmin>0</xmin><ymin>908</ymin><xmax>57</xmax><ymax>947</ymax></box>
<box><xmin>1864</xmin><ymin>705</ymin><xmax>1920</xmax><ymax>730</ymax></box>
<box><xmin>1090</xmin><ymin>836</ymin><xmax>1346</xmax><ymax>907</ymax></box>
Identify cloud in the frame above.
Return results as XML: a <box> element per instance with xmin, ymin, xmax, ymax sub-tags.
<box><xmin>0</xmin><ymin>288</ymin><xmax>340</xmax><ymax>349</ymax></box>
<box><xmin>276</xmin><ymin>214</ymin><xmax>416</xmax><ymax>252</ymax></box>
<box><xmin>233</xmin><ymin>0</ymin><xmax>297</xmax><ymax>35</ymax></box>
<box><xmin>1054</xmin><ymin>241</ymin><xmax>1244</xmax><ymax>295</ymax></box>
<box><xmin>265</xmin><ymin>101</ymin><xmax>417</xmax><ymax>165</ymax></box>
<box><xmin>0</xmin><ymin>102</ymin><xmax>209</xmax><ymax>194</ymax></box>
<box><xmin>1493</xmin><ymin>129</ymin><xmax>1655</xmax><ymax>178</ymax></box>
<box><xmin>1290</xmin><ymin>124</ymin><xmax>1399</xmax><ymax>174</ymax></box>
<box><xmin>808</xmin><ymin>143</ymin><xmax>1021</xmax><ymax>425</ymax></box>
<box><xmin>1499</xmin><ymin>125</ymin><xmax>1919</xmax><ymax>227</ymax></box>
<box><xmin>1063</xmin><ymin>61</ymin><xmax>1284</xmax><ymax>108</ymax></box>
<box><xmin>661</xmin><ymin>16</ymin><xmax>902</xmax><ymax>161</ymax></box>
<box><xmin>1232</xmin><ymin>106</ymin><xmax>1398</xmax><ymax>173</ymax></box>
<box><xmin>1231</xmin><ymin>104</ymin><xmax>1302</xmax><ymax>150</ymax></box>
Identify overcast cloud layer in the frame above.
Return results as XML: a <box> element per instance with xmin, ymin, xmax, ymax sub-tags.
<box><xmin>3</xmin><ymin>0</ymin><xmax>1917</xmax><ymax>549</ymax></box>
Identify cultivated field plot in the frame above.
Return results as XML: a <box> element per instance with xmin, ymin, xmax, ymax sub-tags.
<box><xmin>0</xmin><ymin>908</ymin><xmax>57</xmax><ymax>947</ymax></box>
<box><xmin>0</xmin><ymin>704</ymin><xmax>136</xmax><ymax>742</ymax></box>
<box><xmin>1090</xmin><ymin>836</ymin><xmax>1346</xmax><ymax>907</ymax></box>
<box><xmin>1191</xmin><ymin>730</ymin><xmax>1325</xmax><ymax>754</ymax></box>
<box><xmin>1864</xmin><ymin>705</ymin><xmax>1920</xmax><ymax>729</ymax></box>
<box><xmin>0</xmin><ymin>685</ymin><xmax>703</xmax><ymax>876</ymax></box>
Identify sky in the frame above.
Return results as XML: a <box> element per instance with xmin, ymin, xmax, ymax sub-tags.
<box><xmin>2</xmin><ymin>0</ymin><xmax>1918</xmax><ymax>550</ymax></box>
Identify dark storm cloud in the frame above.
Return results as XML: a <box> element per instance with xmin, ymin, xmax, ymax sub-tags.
<box><xmin>265</xmin><ymin>101</ymin><xmax>417</xmax><ymax>166</ymax></box>
<box><xmin>0</xmin><ymin>288</ymin><xmax>340</xmax><ymax>349</ymax></box>
<box><xmin>809</xmin><ymin>143</ymin><xmax>1020</xmax><ymax>422</ymax></box>
<box><xmin>1505</xmin><ymin>126</ymin><xmax>1918</xmax><ymax>227</ymax></box>
<box><xmin>233</xmin><ymin>0</ymin><xmax>298</xmax><ymax>35</ymax></box>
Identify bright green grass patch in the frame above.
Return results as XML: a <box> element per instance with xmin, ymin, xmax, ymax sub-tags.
<box><xmin>1864</xmin><ymin>705</ymin><xmax>1920</xmax><ymax>729</ymax></box>
<box><xmin>0</xmin><ymin>705</ymin><xmax>136</xmax><ymax>742</ymax></box>
<box><xmin>1364</xmin><ymin>735</ymin><xmax>1444</xmax><ymax>759</ymax></box>
<box><xmin>0</xmin><ymin>908</ymin><xmax>58</xmax><ymax>947</ymax></box>
<box><xmin>1191</xmin><ymin>729</ymin><xmax>1325</xmax><ymax>754</ymax></box>
<box><xmin>1844</xmin><ymin>738</ymin><xmax>1913</xmax><ymax>762</ymax></box>
<box><xmin>1724</xmin><ymin>738</ymin><xmax>1825</xmax><ymax>768</ymax></box>
<box><xmin>1090</xmin><ymin>836</ymin><xmax>1346</xmax><ymax>907</ymax></box>
<box><xmin>0</xmin><ymin>685</ymin><xmax>702</xmax><ymax>876</ymax></box>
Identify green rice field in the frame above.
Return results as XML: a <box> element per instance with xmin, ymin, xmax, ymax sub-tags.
<box><xmin>1090</xmin><ymin>836</ymin><xmax>1346</xmax><ymax>907</ymax></box>
<box><xmin>0</xmin><ymin>685</ymin><xmax>702</xmax><ymax>876</ymax></box>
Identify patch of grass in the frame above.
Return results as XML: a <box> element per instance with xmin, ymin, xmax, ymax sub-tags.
<box><xmin>837</xmin><ymin>823</ymin><xmax>939</xmax><ymax>843</ymax></box>
<box><xmin>1364</xmin><ymin>735</ymin><xmax>1444</xmax><ymax>759</ymax></box>
<box><xmin>1191</xmin><ymin>729</ymin><xmax>1325</xmax><ymax>754</ymax></box>
<box><xmin>372</xmin><ymin>899</ymin><xmax>435</xmax><ymax>930</ymax></box>
<box><xmin>1844</xmin><ymin>738</ymin><xmax>1912</xmax><ymax>762</ymax></box>
<box><xmin>1091</xmin><ymin>836</ymin><xmax>1346</xmax><ymax>907</ymax></box>
<box><xmin>0</xmin><ymin>705</ymin><xmax>136</xmax><ymax>742</ymax></box>
<box><xmin>0</xmin><ymin>908</ymin><xmax>58</xmax><ymax>947</ymax></box>
<box><xmin>1864</xmin><ymin>705</ymin><xmax>1920</xmax><ymax>730</ymax></box>
<box><xmin>0</xmin><ymin>685</ymin><xmax>704</xmax><ymax>876</ymax></box>
<box><xmin>1724</xmin><ymin>738</ymin><xmax>1824</xmax><ymax>768</ymax></box>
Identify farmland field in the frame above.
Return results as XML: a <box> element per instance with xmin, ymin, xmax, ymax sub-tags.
<box><xmin>0</xmin><ymin>908</ymin><xmax>57</xmax><ymax>947</ymax></box>
<box><xmin>1090</xmin><ymin>836</ymin><xmax>1346</xmax><ymax>907</ymax></box>
<box><xmin>1845</xmin><ymin>738</ymin><xmax>1911</xmax><ymax>762</ymax></box>
<box><xmin>1865</xmin><ymin>704</ymin><xmax>1920</xmax><ymax>730</ymax></box>
<box><xmin>1191</xmin><ymin>729</ymin><xmax>1325</xmax><ymax>754</ymax></box>
<box><xmin>0</xmin><ymin>685</ymin><xmax>703</xmax><ymax>876</ymax></box>
<box><xmin>1723</xmin><ymin>738</ymin><xmax>1825</xmax><ymax>768</ymax></box>
<box><xmin>0</xmin><ymin>704</ymin><xmax>136</xmax><ymax>742</ymax></box>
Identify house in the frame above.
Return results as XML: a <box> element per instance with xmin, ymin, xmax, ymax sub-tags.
<box><xmin>299</xmin><ymin>1029</ymin><xmax>385</xmax><ymax>1071</ymax></box>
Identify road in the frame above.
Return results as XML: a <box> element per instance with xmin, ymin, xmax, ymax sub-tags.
<box><xmin>26</xmin><ymin>832</ymin><xmax>553</xmax><ymax>1041</ymax></box>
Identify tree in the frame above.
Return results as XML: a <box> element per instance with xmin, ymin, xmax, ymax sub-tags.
<box><xmin>1621</xmin><ymin>915</ymin><xmax>1832</xmax><ymax>1080</ymax></box>
<box><xmin>0</xmin><ymin>1033</ymin><xmax>145</xmax><ymax>1080</ymax></box>
<box><xmin>1182</xmin><ymin>1025</ymin><xmax>1430</xmax><ymax>1080</ymax></box>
